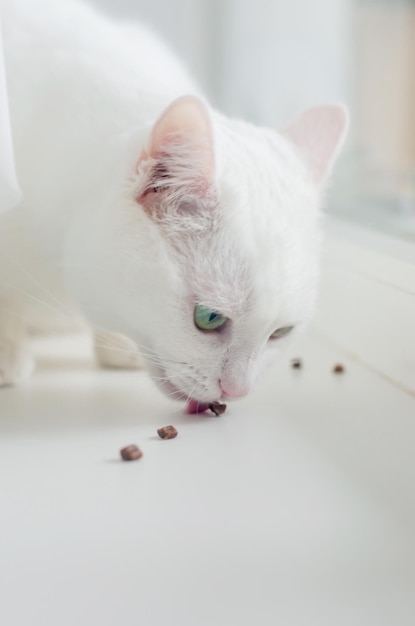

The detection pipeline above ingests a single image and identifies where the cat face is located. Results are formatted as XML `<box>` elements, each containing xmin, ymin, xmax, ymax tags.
<box><xmin>101</xmin><ymin>97</ymin><xmax>347</xmax><ymax>407</ymax></box>
<box><xmin>143</xmin><ymin>215</ymin><xmax>320</xmax><ymax>406</ymax></box>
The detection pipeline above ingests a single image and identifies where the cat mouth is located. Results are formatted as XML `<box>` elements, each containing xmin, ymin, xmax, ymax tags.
<box><xmin>185</xmin><ymin>399</ymin><xmax>212</xmax><ymax>414</ymax></box>
<box><xmin>158</xmin><ymin>378</ymin><xmax>213</xmax><ymax>414</ymax></box>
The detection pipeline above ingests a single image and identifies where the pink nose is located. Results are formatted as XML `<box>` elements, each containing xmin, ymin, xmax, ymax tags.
<box><xmin>219</xmin><ymin>380</ymin><xmax>249</xmax><ymax>399</ymax></box>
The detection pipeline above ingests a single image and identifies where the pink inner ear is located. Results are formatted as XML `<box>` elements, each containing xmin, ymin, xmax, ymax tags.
<box><xmin>134</xmin><ymin>96</ymin><xmax>217</xmax><ymax>214</ymax></box>
<box><xmin>283</xmin><ymin>105</ymin><xmax>348</xmax><ymax>183</ymax></box>
<box><xmin>136</xmin><ymin>95</ymin><xmax>214</xmax><ymax>180</ymax></box>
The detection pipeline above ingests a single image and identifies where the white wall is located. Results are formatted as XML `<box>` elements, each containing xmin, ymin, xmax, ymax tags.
<box><xmin>89</xmin><ymin>0</ymin><xmax>352</xmax><ymax>127</ymax></box>
<box><xmin>217</xmin><ymin>0</ymin><xmax>352</xmax><ymax>125</ymax></box>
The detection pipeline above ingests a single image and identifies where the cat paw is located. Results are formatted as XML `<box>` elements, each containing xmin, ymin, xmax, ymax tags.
<box><xmin>94</xmin><ymin>331</ymin><xmax>144</xmax><ymax>370</ymax></box>
<box><xmin>0</xmin><ymin>342</ymin><xmax>34</xmax><ymax>387</ymax></box>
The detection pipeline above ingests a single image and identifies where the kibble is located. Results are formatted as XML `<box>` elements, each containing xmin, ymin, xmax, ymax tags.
<box><xmin>208</xmin><ymin>401</ymin><xmax>227</xmax><ymax>416</ymax></box>
<box><xmin>291</xmin><ymin>358</ymin><xmax>302</xmax><ymax>369</ymax></box>
<box><xmin>157</xmin><ymin>425</ymin><xmax>178</xmax><ymax>439</ymax></box>
<box><xmin>120</xmin><ymin>444</ymin><xmax>143</xmax><ymax>461</ymax></box>
<box><xmin>333</xmin><ymin>363</ymin><xmax>345</xmax><ymax>374</ymax></box>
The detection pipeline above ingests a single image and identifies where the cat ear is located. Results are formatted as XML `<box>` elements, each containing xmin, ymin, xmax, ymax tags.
<box><xmin>136</xmin><ymin>95</ymin><xmax>215</xmax><ymax>203</ymax></box>
<box><xmin>283</xmin><ymin>105</ymin><xmax>348</xmax><ymax>184</ymax></box>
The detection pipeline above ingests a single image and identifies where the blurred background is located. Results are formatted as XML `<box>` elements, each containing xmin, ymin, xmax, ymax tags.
<box><xmin>93</xmin><ymin>0</ymin><xmax>415</xmax><ymax>244</ymax></box>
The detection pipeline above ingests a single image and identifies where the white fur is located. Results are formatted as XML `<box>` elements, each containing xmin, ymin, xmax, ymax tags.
<box><xmin>0</xmin><ymin>0</ymin><xmax>347</xmax><ymax>401</ymax></box>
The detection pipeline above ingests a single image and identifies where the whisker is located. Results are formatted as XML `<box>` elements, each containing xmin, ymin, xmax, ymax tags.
<box><xmin>93</xmin><ymin>337</ymin><xmax>187</xmax><ymax>368</ymax></box>
<box><xmin>0</xmin><ymin>277</ymin><xmax>76</xmax><ymax>321</ymax></box>
<box><xmin>0</xmin><ymin>248</ymin><xmax>76</xmax><ymax>316</ymax></box>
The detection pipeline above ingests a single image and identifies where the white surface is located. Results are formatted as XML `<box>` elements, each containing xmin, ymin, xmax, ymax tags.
<box><xmin>1</xmin><ymin>327</ymin><xmax>414</xmax><ymax>626</ymax></box>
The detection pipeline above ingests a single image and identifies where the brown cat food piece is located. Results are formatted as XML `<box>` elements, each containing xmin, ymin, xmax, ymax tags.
<box><xmin>120</xmin><ymin>444</ymin><xmax>143</xmax><ymax>461</ymax></box>
<box><xmin>333</xmin><ymin>363</ymin><xmax>345</xmax><ymax>374</ymax></box>
<box><xmin>157</xmin><ymin>425</ymin><xmax>178</xmax><ymax>439</ymax></box>
<box><xmin>291</xmin><ymin>358</ymin><xmax>302</xmax><ymax>369</ymax></box>
<box><xmin>209</xmin><ymin>402</ymin><xmax>227</xmax><ymax>416</ymax></box>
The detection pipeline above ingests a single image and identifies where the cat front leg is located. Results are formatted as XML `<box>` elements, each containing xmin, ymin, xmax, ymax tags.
<box><xmin>0</xmin><ymin>305</ymin><xmax>34</xmax><ymax>386</ymax></box>
<box><xmin>94</xmin><ymin>330</ymin><xmax>144</xmax><ymax>370</ymax></box>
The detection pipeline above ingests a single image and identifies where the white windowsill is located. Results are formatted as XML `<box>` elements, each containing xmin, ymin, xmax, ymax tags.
<box><xmin>312</xmin><ymin>216</ymin><xmax>415</xmax><ymax>397</ymax></box>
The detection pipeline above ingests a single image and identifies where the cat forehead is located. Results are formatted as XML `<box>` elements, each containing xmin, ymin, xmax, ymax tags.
<box><xmin>216</xmin><ymin>128</ymin><xmax>320</xmax><ymax>264</ymax></box>
<box><xmin>216</xmin><ymin>117</ymin><xmax>309</xmax><ymax>183</ymax></box>
<box><xmin>183</xmin><ymin>229</ymin><xmax>254</xmax><ymax>316</ymax></box>
<box><xmin>216</xmin><ymin>120</ymin><xmax>319</xmax><ymax>230</ymax></box>
<box><xmin>181</xmin><ymin>206</ymin><xmax>320</xmax><ymax>325</ymax></box>
<box><xmin>154</xmin><ymin>118</ymin><xmax>320</xmax><ymax>321</ymax></box>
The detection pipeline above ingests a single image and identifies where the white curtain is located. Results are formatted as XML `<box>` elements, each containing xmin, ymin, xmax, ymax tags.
<box><xmin>0</xmin><ymin>15</ymin><xmax>21</xmax><ymax>213</ymax></box>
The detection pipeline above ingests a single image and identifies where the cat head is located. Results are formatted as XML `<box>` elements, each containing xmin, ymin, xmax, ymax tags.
<box><xmin>112</xmin><ymin>96</ymin><xmax>348</xmax><ymax>407</ymax></box>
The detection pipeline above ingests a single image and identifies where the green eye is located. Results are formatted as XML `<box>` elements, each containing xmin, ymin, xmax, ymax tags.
<box><xmin>194</xmin><ymin>304</ymin><xmax>228</xmax><ymax>331</ymax></box>
<box><xmin>269</xmin><ymin>325</ymin><xmax>294</xmax><ymax>340</ymax></box>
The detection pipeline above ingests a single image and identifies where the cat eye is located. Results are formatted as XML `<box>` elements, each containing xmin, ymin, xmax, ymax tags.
<box><xmin>269</xmin><ymin>325</ymin><xmax>294</xmax><ymax>340</ymax></box>
<box><xmin>194</xmin><ymin>304</ymin><xmax>228</xmax><ymax>331</ymax></box>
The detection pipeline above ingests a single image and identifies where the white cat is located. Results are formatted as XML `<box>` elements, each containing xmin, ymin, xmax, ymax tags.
<box><xmin>0</xmin><ymin>0</ymin><xmax>347</xmax><ymax>412</ymax></box>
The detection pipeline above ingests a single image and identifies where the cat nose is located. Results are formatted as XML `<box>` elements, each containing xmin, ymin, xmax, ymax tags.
<box><xmin>219</xmin><ymin>380</ymin><xmax>249</xmax><ymax>399</ymax></box>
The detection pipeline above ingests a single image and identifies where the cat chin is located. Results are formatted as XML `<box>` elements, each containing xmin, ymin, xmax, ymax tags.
<box><xmin>148</xmin><ymin>362</ymin><xmax>219</xmax><ymax>408</ymax></box>
<box><xmin>152</xmin><ymin>374</ymin><xmax>188</xmax><ymax>402</ymax></box>
<box><xmin>147</xmin><ymin>361</ymin><xmax>197</xmax><ymax>402</ymax></box>
<box><xmin>154</xmin><ymin>377</ymin><xmax>215</xmax><ymax>414</ymax></box>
